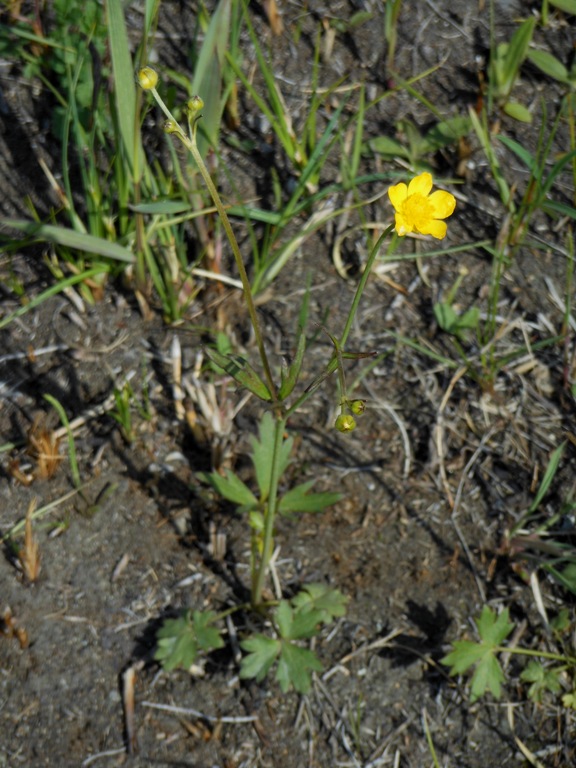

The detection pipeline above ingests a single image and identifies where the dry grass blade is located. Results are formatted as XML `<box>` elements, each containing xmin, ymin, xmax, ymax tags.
<box><xmin>27</xmin><ymin>416</ymin><xmax>63</xmax><ymax>480</ymax></box>
<box><xmin>122</xmin><ymin>661</ymin><xmax>144</xmax><ymax>754</ymax></box>
<box><xmin>18</xmin><ymin>498</ymin><xmax>41</xmax><ymax>583</ymax></box>
<box><xmin>0</xmin><ymin>606</ymin><xmax>29</xmax><ymax>649</ymax></box>
<box><xmin>262</xmin><ymin>0</ymin><xmax>283</xmax><ymax>35</ymax></box>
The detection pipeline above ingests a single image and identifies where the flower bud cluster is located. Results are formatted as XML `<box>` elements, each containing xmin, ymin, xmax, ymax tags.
<box><xmin>334</xmin><ymin>399</ymin><xmax>367</xmax><ymax>433</ymax></box>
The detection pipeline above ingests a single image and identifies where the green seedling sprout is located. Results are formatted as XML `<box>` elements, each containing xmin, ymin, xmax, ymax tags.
<box><xmin>487</xmin><ymin>7</ymin><xmax>536</xmax><ymax>122</ymax></box>
<box><xmin>111</xmin><ymin>383</ymin><xmax>135</xmax><ymax>445</ymax></box>
<box><xmin>384</xmin><ymin>0</ymin><xmax>403</xmax><ymax>75</ymax></box>
<box><xmin>44</xmin><ymin>394</ymin><xmax>81</xmax><ymax>490</ymax></box>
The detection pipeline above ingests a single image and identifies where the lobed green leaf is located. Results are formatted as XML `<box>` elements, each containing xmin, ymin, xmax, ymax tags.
<box><xmin>276</xmin><ymin>641</ymin><xmax>323</xmax><ymax>694</ymax></box>
<box><xmin>240</xmin><ymin>635</ymin><xmax>280</xmax><ymax>682</ymax></box>
<box><xmin>278</xmin><ymin>481</ymin><xmax>343</xmax><ymax>515</ymax></box>
<box><xmin>441</xmin><ymin>640</ymin><xmax>487</xmax><ymax>674</ymax></box>
<box><xmin>291</xmin><ymin>584</ymin><xmax>349</xmax><ymax>624</ymax></box>
<box><xmin>249</xmin><ymin>412</ymin><xmax>293</xmax><ymax>500</ymax></box>
<box><xmin>276</xmin><ymin>599</ymin><xmax>320</xmax><ymax>641</ymax></box>
<box><xmin>197</xmin><ymin>468</ymin><xmax>258</xmax><ymax>508</ymax></box>
<box><xmin>520</xmin><ymin>660</ymin><xmax>562</xmax><ymax>702</ymax></box>
<box><xmin>154</xmin><ymin>610</ymin><xmax>224</xmax><ymax>672</ymax></box>
<box><xmin>469</xmin><ymin>651</ymin><xmax>505</xmax><ymax>702</ymax></box>
<box><xmin>476</xmin><ymin>606</ymin><xmax>514</xmax><ymax>646</ymax></box>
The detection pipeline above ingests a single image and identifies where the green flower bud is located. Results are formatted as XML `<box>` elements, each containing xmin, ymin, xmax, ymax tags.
<box><xmin>186</xmin><ymin>95</ymin><xmax>204</xmax><ymax>115</ymax></box>
<box><xmin>335</xmin><ymin>413</ymin><xmax>356</xmax><ymax>433</ymax></box>
<box><xmin>164</xmin><ymin>120</ymin><xmax>181</xmax><ymax>135</ymax></box>
<box><xmin>348</xmin><ymin>399</ymin><xmax>366</xmax><ymax>415</ymax></box>
<box><xmin>137</xmin><ymin>67</ymin><xmax>158</xmax><ymax>91</ymax></box>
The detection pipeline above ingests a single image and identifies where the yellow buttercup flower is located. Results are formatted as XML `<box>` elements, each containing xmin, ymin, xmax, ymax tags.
<box><xmin>388</xmin><ymin>172</ymin><xmax>456</xmax><ymax>240</ymax></box>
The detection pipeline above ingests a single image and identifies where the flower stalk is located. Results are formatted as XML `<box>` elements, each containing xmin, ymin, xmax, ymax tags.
<box><xmin>139</xmin><ymin>72</ymin><xmax>279</xmax><ymax>410</ymax></box>
<box><xmin>251</xmin><ymin>415</ymin><xmax>286</xmax><ymax>606</ymax></box>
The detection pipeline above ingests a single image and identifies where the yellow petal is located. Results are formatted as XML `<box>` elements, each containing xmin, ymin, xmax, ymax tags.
<box><xmin>428</xmin><ymin>190</ymin><xmax>456</xmax><ymax>219</ymax></box>
<box><xmin>394</xmin><ymin>212</ymin><xmax>412</xmax><ymax>236</ymax></box>
<box><xmin>407</xmin><ymin>172</ymin><xmax>433</xmax><ymax>198</ymax></box>
<box><xmin>388</xmin><ymin>182</ymin><xmax>408</xmax><ymax>212</ymax></box>
<box><xmin>418</xmin><ymin>218</ymin><xmax>447</xmax><ymax>239</ymax></box>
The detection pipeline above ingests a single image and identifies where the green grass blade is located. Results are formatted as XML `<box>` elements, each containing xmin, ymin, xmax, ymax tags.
<box><xmin>43</xmin><ymin>394</ymin><xmax>81</xmax><ymax>489</ymax></box>
<box><xmin>501</xmin><ymin>17</ymin><xmax>535</xmax><ymax>97</ymax></box>
<box><xmin>145</xmin><ymin>0</ymin><xmax>161</xmax><ymax>34</ymax></box>
<box><xmin>0</xmin><ymin>265</ymin><xmax>112</xmax><ymax>330</ymax></box>
<box><xmin>349</xmin><ymin>82</ymin><xmax>365</xmax><ymax>184</ymax></box>
<box><xmin>542</xmin><ymin>149</ymin><xmax>576</xmax><ymax>196</ymax></box>
<box><xmin>105</xmin><ymin>0</ymin><xmax>143</xmax><ymax>177</ymax></box>
<box><xmin>549</xmin><ymin>0</ymin><xmax>576</xmax><ymax>13</ymax></box>
<box><xmin>1</xmin><ymin>220</ymin><xmax>134</xmax><ymax>262</ymax></box>
<box><xmin>528</xmin><ymin>442</ymin><xmax>566</xmax><ymax>513</ymax></box>
<box><xmin>192</xmin><ymin>0</ymin><xmax>232</xmax><ymax>155</ymax></box>
<box><xmin>497</xmin><ymin>135</ymin><xmax>538</xmax><ymax>176</ymax></box>
<box><xmin>280</xmin><ymin>94</ymin><xmax>350</xmax><ymax>223</ymax></box>
<box><xmin>543</xmin><ymin>200</ymin><xmax>576</xmax><ymax>221</ymax></box>
<box><xmin>469</xmin><ymin>106</ymin><xmax>512</xmax><ymax>209</ymax></box>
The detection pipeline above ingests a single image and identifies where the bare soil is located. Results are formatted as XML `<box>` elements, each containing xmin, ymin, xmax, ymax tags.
<box><xmin>1</xmin><ymin>2</ymin><xmax>576</xmax><ymax>767</ymax></box>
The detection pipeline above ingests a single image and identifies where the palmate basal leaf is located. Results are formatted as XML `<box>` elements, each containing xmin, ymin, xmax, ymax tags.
<box><xmin>276</xmin><ymin>641</ymin><xmax>322</xmax><ymax>694</ymax></box>
<box><xmin>276</xmin><ymin>599</ymin><xmax>319</xmax><ymax>641</ymax></box>
<box><xmin>469</xmin><ymin>650</ymin><xmax>506</xmax><ymax>702</ymax></box>
<box><xmin>291</xmin><ymin>583</ymin><xmax>349</xmax><ymax>624</ymax></box>
<box><xmin>476</xmin><ymin>605</ymin><xmax>514</xmax><ymax>646</ymax></box>
<box><xmin>154</xmin><ymin>610</ymin><xmax>224</xmax><ymax>671</ymax></box>
<box><xmin>441</xmin><ymin>606</ymin><xmax>514</xmax><ymax>702</ymax></box>
<box><xmin>520</xmin><ymin>660</ymin><xmax>562</xmax><ymax>703</ymax></box>
<box><xmin>239</xmin><ymin>634</ymin><xmax>280</xmax><ymax>682</ymax></box>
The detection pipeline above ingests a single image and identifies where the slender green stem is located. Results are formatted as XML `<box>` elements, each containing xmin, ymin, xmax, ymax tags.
<box><xmin>285</xmin><ymin>226</ymin><xmax>393</xmax><ymax>419</ymax></box>
<box><xmin>339</xmin><ymin>226</ymin><xmax>393</xmax><ymax>348</ymax></box>
<box><xmin>150</xmin><ymin>88</ymin><xmax>278</xmax><ymax>406</ymax></box>
<box><xmin>285</xmin><ymin>357</ymin><xmax>339</xmax><ymax>419</ymax></box>
<box><xmin>335</xmin><ymin>338</ymin><xmax>348</xmax><ymax>406</ymax></box>
<box><xmin>252</xmin><ymin>415</ymin><xmax>287</xmax><ymax>607</ymax></box>
<box><xmin>496</xmin><ymin>645</ymin><xmax>576</xmax><ymax>665</ymax></box>
<box><xmin>423</xmin><ymin>710</ymin><xmax>441</xmax><ymax>768</ymax></box>
<box><xmin>484</xmin><ymin>243</ymin><xmax>507</xmax><ymax>378</ymax></box>
<box><xmin>212</xmin><ymin>598</ymin><xmax>279</xmax><ymax>624</ymax></box>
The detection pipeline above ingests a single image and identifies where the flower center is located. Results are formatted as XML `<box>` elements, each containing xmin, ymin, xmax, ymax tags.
<box><xmin>401</xmin><ymin>193</ymin><xmax>433</xmax><ymax>229</ymax></box>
